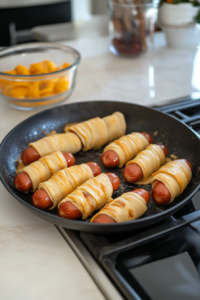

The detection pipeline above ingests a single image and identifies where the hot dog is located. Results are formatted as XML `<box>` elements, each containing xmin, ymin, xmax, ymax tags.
<box><xmin>132</xmin><ymin>188</ymin><xmax>150</xmax><ymax>204</ymax></box>
<box><xmin>84</xmin><ymin>162</ymin><xmax>101</xmax><ymax>177</ymax></box>
<box><xmin>104</xmin><ymin>173</ymin><xmax>120</xmax><ymax>191</ymax></box>
<box><xmin>58</xmin><ymin>173</ymin><xmax>120</xmax><ymax>219</ymax></box>
<box><xmin>91</xmin><ymin>189</ymin><xmax>150</xmax><ymax>224</ymax></box>
<box><xmin>21</xmin><ymin>146</ymin><xmax>41</xmax><ymax>165</ymax></box>
<box><xmin>32</xmin><ymin>162</ymin><xmax>101</xmax><ymax>209</ymax></box>
<box><xmin>14</xmin><ymin>152</ymin><xmax>75</xmax><ymax>192</ymax></box>
<box><xmin>101</xmin><ymin>132</ymin><xmax>153</xmax><ymax>168</ymax></box>
<box><xmin>123</xmin><ymin>144</ymin><xmax>168</xmax><ymax>183</ymax></box>
<box><xmin>152</xmin><ymin>159</ymin><xmax>192</xmax><ymax>205</ymax></box>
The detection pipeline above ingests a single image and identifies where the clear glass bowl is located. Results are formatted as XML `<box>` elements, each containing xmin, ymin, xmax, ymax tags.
<box><xmin>108</xmin><ymin>0</ymin><xmax>158</xmax><ymax>57</ymax></box>
<box><xmin>0</xmin><ymin>43</ymin><xmax>81</xmax><ymax>110</ymax></box>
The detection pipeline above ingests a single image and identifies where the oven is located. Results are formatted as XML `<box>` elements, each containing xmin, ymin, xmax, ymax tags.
<box><xmin>0</xmin><ymin>0</ymin><xmax>71</xmax><ymax>46</ymax></box>
<box><xmin>56</xmin><ymin>95</ymin><xmax>200</xmax><ymax>300</ymax></box>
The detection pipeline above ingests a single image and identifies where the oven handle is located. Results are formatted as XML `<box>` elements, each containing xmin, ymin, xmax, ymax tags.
<box><xmin>100</xmin><ymin>211</ymin><xmax>200</xmax><ymax>261</ymax></box>
<box><xmin>188</xmin><ymin>219</ymin><xmax>200</xmax><ymax>279</ymax></box>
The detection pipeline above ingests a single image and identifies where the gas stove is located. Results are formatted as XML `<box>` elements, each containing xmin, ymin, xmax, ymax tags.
<box><xmin>57</xmin><ymin>95</ymin><xmax>200</xmax><ymax>300</ymax></box>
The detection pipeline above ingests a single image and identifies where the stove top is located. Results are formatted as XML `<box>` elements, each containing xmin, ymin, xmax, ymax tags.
<box><xmin>57</xmin><ymin>95</ymin><xmax>200</xmax><ymax>300</ymax></box>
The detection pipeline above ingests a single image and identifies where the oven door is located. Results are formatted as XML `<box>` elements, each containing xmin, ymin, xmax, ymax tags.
<box><xmin>0</xmin><ymin>0</ymin><xmax>71</xmax><ymax>46</ymax></box>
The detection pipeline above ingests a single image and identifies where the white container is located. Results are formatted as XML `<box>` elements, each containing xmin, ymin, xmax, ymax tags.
<box><xmin>159</xmin><ymin>3</ymin><xmax>199</xmax><ymax>26</ymax></box>
<box><xmin>162</xmin><ymin>23</ymin><xmax>200</xmax><ymax>48</ymax></box>
<box><xmin>159</xmin><ymin>3</ymin><xmax>200</xmax><ymax>48</ymax></box>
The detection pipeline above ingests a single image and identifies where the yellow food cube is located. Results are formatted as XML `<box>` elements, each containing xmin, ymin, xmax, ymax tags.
<box><xmin>27</xmin><ymin>82</ymin><xmax>40</xmax><ymax>98</ymax></box>
<box><xmin>15</xmin><ymin>65</ymin><xmax>30</xmax><ymax>75</ymax></box>
<box><xmin>30</xmin><ymin>61</ymin><xmax>46</xmax><ymax>74</ymax></box>
<box><xmin>30</xmin><ymin>60</ymin><xmax>57</xmax><ymax>74</ymax></box>
<box><xmin>0</xmin><ymin>70</ymin><xmax>16</xmax><ymax>91</ymax></box>
<box><xmin>54</xmin><ymin>77</ymin><xmax>69</xmax><ymax>94</ymax></box>
<box><xmin>62</xmin><ymin>62</ymin><xmax>70</xmax><ymax>69</ymax></box>
<box><xmin>9</xmin><ymin>86</ymin><xmax>28</xmax><ymax>99</ymax></box>
<box><xmin>39</xmin><ymin>80</ymin><xmax>54</xmax><ymax>96</ymax></box>
<box><xmin>2</xmin><ymin>81</ymin><xmax>29</xmax><ymax>95</ymax></box>
<box><xmin>44</xmin><ymin>60</ymin><xmax>57</xmax><ymax>73</ymax></box>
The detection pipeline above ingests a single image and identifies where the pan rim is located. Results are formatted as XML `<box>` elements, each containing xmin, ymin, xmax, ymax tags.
<box><xmin>0</xmin><ymin>100</ymin><xmax>200</xmax><ymax>231</ymax></box>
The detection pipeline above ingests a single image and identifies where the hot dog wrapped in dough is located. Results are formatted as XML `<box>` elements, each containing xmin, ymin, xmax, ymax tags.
<box><xmin>102</xmin><ymin>112</ymin><xmax>126</xmax><ymax>142</ymax></box>
<box><xmin>124</xmin><ymin>144</ymin><xmax>167</xmax><ymax>184</ymax></box>
<box><xmin>35</xmin><ymin>164</ymin><xmax>94</xmax><ymax>209</ymax></box>
<box><xmin>21</xmin><ymin>112</ymin><xmax>126</xmax><ymax>165</ymax></box>
<box><xmin>21</xmin><ymin>132</ymin><xmax>81</xmax><ymax>165</ymax></box>
<box><xmin>102</xmin><ymin>132</ymin><xmax>150</xmax><ymax>168</ymax></box>
<box><xmin>67</xmin><ymin>112</ymin><xmax>126</xmax><ymax>151</ymax></box>
<box><xmin>29</xmin><ymin>132</ymin><xmax>82</xmax><ymax>158</ymax></box>
<box><xmin>151</xmin><ymin>159</ymin><xmax>192</xmax><ymax>205</ymax></box>
<box><xmin>58</xmin><ymin>173</ymin><xmax>116</xmax><ymax>219</ymax></box>
<box><xmin>16</xmin><ymin>151</ymin><xmax>70</xmax><ymax>192</ymax></box>
<box><xmin>91</xmin><ymin>189</ymin><xmax>149</xmax><ymax>223</ymax></box>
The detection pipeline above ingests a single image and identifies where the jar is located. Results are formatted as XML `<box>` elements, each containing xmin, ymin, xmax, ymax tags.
<box><xmin>108</xmin><ymin>0</ymin><xmax>158</xmax><ymax>56</ymax></box>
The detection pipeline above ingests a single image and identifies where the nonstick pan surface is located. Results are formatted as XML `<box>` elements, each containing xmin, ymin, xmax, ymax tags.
<box><xmin>0</xmin><ymin>101</ymin><xmax>200</xmax><ymax>234</ymax></box>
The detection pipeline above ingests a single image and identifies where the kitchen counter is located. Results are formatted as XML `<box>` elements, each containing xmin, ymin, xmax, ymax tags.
<box><xmin>0</xmin><ymin>33</ymin><xmax>199</xmax><ymax>300</ymax></box>
<box><xmin>66</xmin><ymin>33</ymin><xmax>199</xmax><ymax>107</ymax></box>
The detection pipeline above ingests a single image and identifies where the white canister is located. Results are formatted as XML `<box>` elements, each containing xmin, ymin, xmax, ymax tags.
<box><xmin>162</xmin><ymin>23</ymin><xmax>200</xmax><ymax>48</ymax></box>
<box><xmin>159</xmin><ymin>3</ymin><xmax>200</xmax><ymax>48</ymax></box>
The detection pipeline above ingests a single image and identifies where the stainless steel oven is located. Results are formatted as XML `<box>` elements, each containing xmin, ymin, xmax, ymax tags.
<box><xmin>0</xmin><ymin>0</ymin><xmax>71</xmax><ymax>46</ymax></box>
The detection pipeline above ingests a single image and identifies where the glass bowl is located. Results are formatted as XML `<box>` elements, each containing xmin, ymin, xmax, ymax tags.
<box><xmin>0</xmin><ymin>43</ymin><xmax>81</xmax><ymax>110</ymax></box>
<box><xmin>108</xmin><ymin>0</ymin><xmax>158</xmax><ymax>57</ymax></box>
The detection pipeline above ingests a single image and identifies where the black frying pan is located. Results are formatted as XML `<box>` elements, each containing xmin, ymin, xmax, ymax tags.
<box><xmin>0</xmin><ymin>101</ymin><xmax>200</xmax><ymax>234</ymax></box>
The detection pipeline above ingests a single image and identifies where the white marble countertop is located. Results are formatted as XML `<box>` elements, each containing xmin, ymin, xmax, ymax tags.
<box><xmin>0</xmin><ymin>33</ymin><xmax>200</xmax><ymax>300</ymax></box>
<box><xmin>64</xmin><ymin>33</ymin><xmax>200</xmax><ymax>107</ymax></box>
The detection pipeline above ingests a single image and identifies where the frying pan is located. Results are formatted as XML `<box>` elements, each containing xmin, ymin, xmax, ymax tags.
<box><xmin>0</xmin><ymin>101</ymin><xmax>200</xmax><ymax>234</ymax></box>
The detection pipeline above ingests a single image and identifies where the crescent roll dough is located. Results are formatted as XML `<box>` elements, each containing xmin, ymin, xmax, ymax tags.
<box><xmin>20</xmin><ymin>151</ymin><xmax>67</xmax><ymax>192</ymax></box>
<box><xmin>68</xmin><ymin>117</ymin><xmax>108</xmax><ymax>151</ymax></box>
<box><xmin>126</xmin><ymin>144</ymin><xmax>166</xmax><ymax>184</ymax></box>
<box><xmin>58</xmin><ymin>173</ymin><xmax>113</xmax><ymax>219</ymax></box>
<box><xmin>29</xmin><ymin>132</ymin><xmax>82</xmax><ymax>157</ymax></box>
<box><xmin>68</xmin><ymin>112</ymin><xmax>126</xmax><ymax>151</ymax></box>
<box><xmin>151</xmin><ymin>160</ymin><xmax>192</xmax><ymax>204</ymax></box>
<box><xmin>103</xmin><ymin>133</ymin><xmax>149</xmax><ymax>168</ymax></box>
<box><xmin>29</xmin><ymin>112</ymin><xmax>126</xmax><ymax>157</ymax></box>
<box><xmin>91</xmin><ymin>191</ymin><xmax>147</xmax><ymax>223</ymax></box>
<box><xmin>102</xmin><ymin>112</ymin><xmax>126</xmax><ymax>142</ymax></box>
<box><xmin>39</xmin><ymin>164</ymin><xmax>93</xmax><ymax>209</ymax></box>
